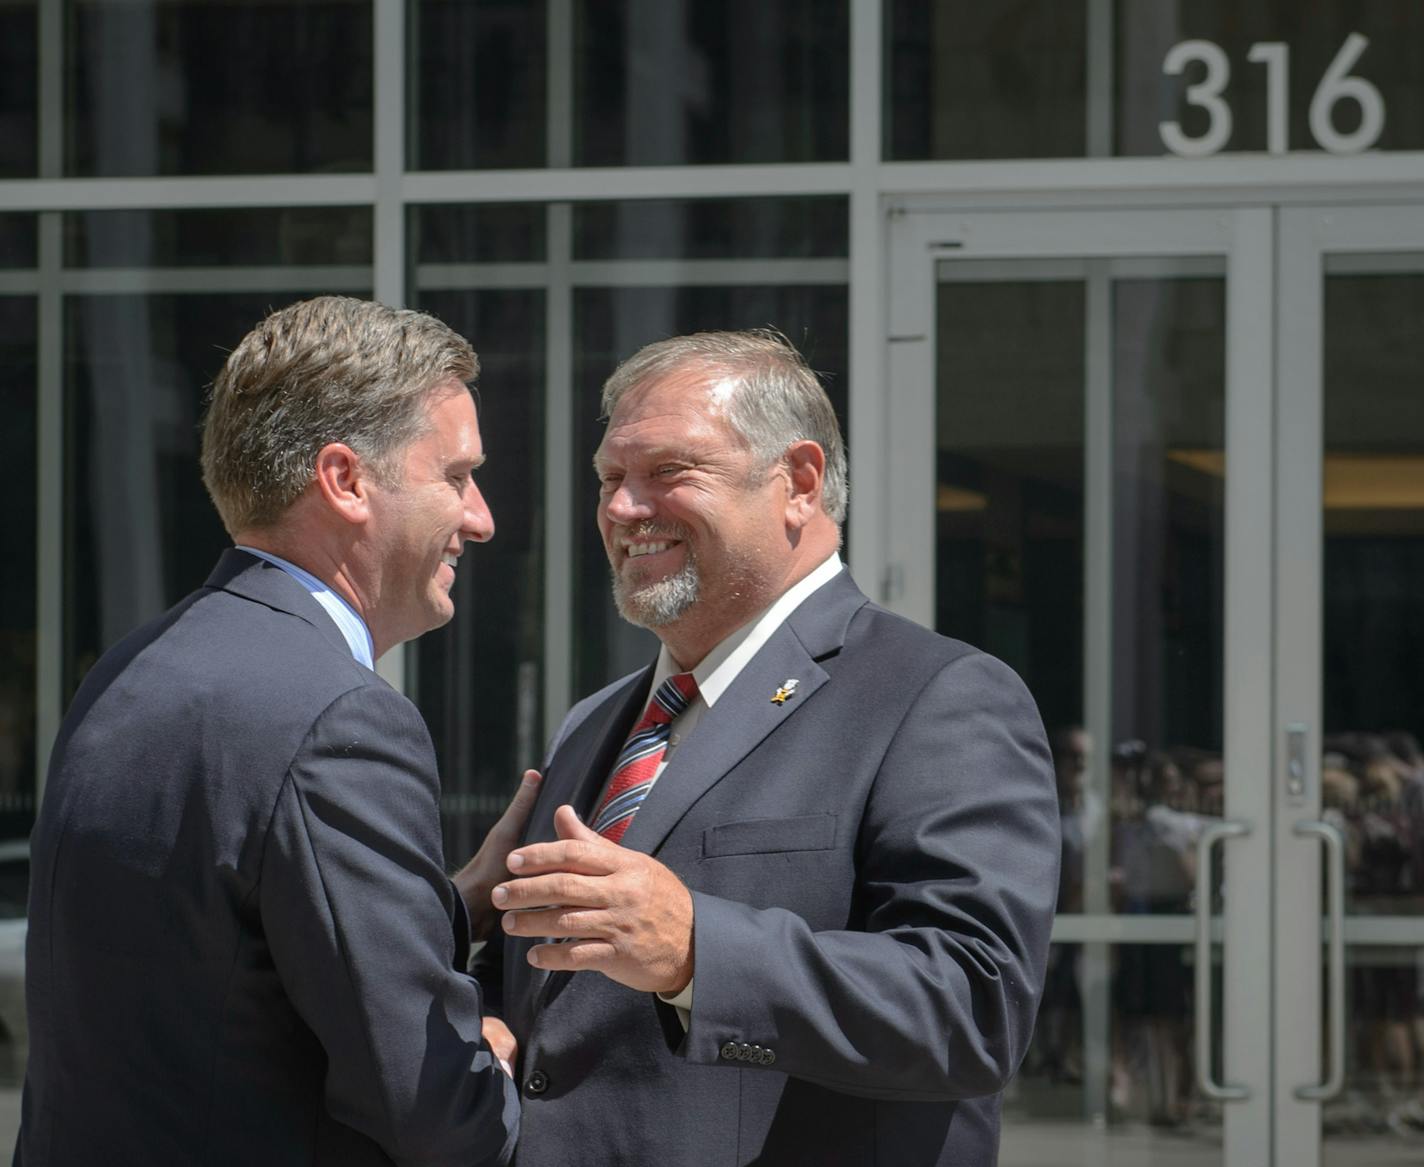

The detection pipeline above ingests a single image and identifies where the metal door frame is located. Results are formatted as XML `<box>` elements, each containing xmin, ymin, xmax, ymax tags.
<box><xmin>884</xmin><ymin>204</ymin><xmax>1275</xmax><ymax>1165</ymax></box>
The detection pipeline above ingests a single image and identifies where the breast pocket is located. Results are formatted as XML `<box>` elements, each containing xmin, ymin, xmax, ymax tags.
<box><xmin>702</xmin><ymin>813</ymin><xmax>838</xmax><ymax>858</ymax></box>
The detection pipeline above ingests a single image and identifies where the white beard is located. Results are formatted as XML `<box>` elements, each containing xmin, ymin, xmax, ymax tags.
<box><xmin>612</xmin><ymin>559</ymin><xmax>700</xmax><ymax>628</ymax></box>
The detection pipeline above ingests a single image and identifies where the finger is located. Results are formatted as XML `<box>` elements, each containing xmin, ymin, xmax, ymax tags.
<box><xmin>526</xmin><ymin>938</ymin><xmax>616</xmax><ymax>972</ymax></box>
<box><xmin>493</xmin><ymin>872</ymin><xmax>609</xmax><ymax>911</ymax></box>
<box><xmin>481</xmin><ymin>1015</ymin><xmax>519</xmax><ymax>1065</ymax></box>
<box><xmin>552</xmin><ymin>803</ymin><xmax>605</xmax><ymax>845</ymax></box>
<box><xmin>507</xmin><ymin>832</ymin><xmax>621</xmax><ymax>878</ymax></box>
<box><xmin>501</xmin><ymin>905</ymin><xmax>608</xmax><ymax>938</ymax></box>
<box><xmin>491</xmin><ymin>770</ymin><xmax>542</xmax><ymax>840</ymax></box>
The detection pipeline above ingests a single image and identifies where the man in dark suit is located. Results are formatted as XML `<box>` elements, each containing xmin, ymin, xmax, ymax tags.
<box><xmin>488</xmin><ymin>330</ymin><xmax>1061</xmax><ymax>1165</ymax></box>
<box><xmin>18</xmin><ymin>297</ymin><xmax>531</xmax><ymax>1166</ymax></box>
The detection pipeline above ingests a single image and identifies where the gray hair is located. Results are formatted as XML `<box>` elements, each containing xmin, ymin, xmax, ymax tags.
<box><xmin>600</xmin><ymin>329</ymin><xmax>847</xmax><ymax>523</ymax></box>
<box><xmin>201</xmin><ymin>296</ymin><xmax>478</xmax><ymax>533</ymax></box>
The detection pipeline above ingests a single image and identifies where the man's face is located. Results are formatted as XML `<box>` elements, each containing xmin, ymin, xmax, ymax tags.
<box><xmin>364</xmin><ymin>384</ymin><xmax>493</xmax><ymax>651</ymax></box>
<box><xmin>594</xmin><ymin>368</ymin><xmax>792</xmax><ymax>646</ymax></box>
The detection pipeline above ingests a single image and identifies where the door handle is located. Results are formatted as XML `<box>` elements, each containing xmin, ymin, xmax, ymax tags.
<box><xmin>1293</xmin><ymin>819</ymin><xmax>1347</xmax><ymax>1101</ymax></box>
<box><xmin>1194</xmin><ymin>819</ymin><xmax>1251</xmax><ymax>1101</ymax></box>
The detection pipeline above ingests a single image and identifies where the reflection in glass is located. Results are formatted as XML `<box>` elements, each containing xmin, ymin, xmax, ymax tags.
<box><xmin>1321</xmin><ymin>948</ymin><xmax>1424</xmax><ymax>1154</ymax></box>
<box><xmin>411</xmin><ymin>0</ymin><xmax>547</xmax><ymax>170</ymax></box>
<box><xmin>573</xmin><ymin>285</ymin><xmax>848</xmax><ymax>695</ymax></box>
<box><xmin>0</xmin><ymin>299</ymin><xmax>37</xmax><ymax>838</ymax></box>
<box><xmin>885</xmin><ymin>0</ymin><xmax>1086</xmax><ymax>161</ymax></box>
<box><xmin>573</xmin><ymin>0</ymin><xmax>848</xmax><ymax>166</ymax></box>
<box><xmin>0</xmin><ymin>216</ymin><xmax>37</xmax><ymax>271</ymax></box>
<box><xmin>1322</xmin><ymin>269</ymin><xmax>1424</xmax><ymax>920</ymax></box>
<box><xmin>0</xmin><ymin>1</ymin><xmax>37</xmax><ymax>177</ymax></box>
<box><xmin>411</xmin><ymin>204</ymin><xmax>547</xmax><ymax>265</ymax></box>
<box><xmin>0</xmin><ymin>299</ymin><xmax>36</xmax><ymax>1099</ymax></box>
<box><xmin>64</xmin><ymin>291</ymin><xmax>366</xmax><ymax>698</ymax></box>
<box><xmin>1320</xmin><ymin>264</ymin><xmax>1424</xmax><ymax>1159</ymax></box>
<box><xmin>411</xmin><ymin>289</ymin><xmax>546</xmax><ymax>863</ymax></box>
<box><xmin>573</xmin><ymin>197</ymin><xmax>848</xmax><ymax>261</ymax></box>
<box><xmin>66</xmin><ymin>0</ymin><xmax>372</xmax><ymax>176</ymax></box>
<box><xmin>64</xmin><ymin>209</ymin><xmax>372</xmax><ymax>269</ymax></box>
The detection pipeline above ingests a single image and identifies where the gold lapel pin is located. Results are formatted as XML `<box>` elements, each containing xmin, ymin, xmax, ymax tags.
<box><xmin>771</xmin><ymin>678</ymin><xmax>800</xmax><ymax>705</ymax></box>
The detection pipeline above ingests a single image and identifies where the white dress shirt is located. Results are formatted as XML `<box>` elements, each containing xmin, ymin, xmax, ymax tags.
<box><xmin>636</xmin><ymin>552</ymin><xmax>844</xmax><ymax>1016</ymax></box>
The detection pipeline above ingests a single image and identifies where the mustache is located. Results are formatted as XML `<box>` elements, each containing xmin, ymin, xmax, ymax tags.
<box><xmin>618</xmin><ymin>521</ymin><xmax>693</xmax><ymax>543</ymax></box>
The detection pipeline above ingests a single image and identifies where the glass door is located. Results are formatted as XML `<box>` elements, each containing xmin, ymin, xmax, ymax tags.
<box><xmin>1276</xmin><ymin>206</ymin><xmax>1424</xmax><ymax>1167</ymax></box>
<box><xmin>883</xmin><ymin>206</ymin><xmax>1275</xmax><ymax>1165</ymax></box>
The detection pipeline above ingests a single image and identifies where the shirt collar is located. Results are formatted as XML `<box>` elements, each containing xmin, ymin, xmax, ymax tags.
<box><xmin>650</xmin><ymin>553</ymin><xmax>843</xmax><ymax>708</ymax></box>
<box><xmin>235</xmin><ymin>546</ymin><xmax>376</xmax><ymax>669</ymax></box>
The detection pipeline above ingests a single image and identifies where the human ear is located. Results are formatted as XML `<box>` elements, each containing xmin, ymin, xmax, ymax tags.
<box><xmin>782</xmin><ymin>440</ymin><xmax>825</xmax><ymax>529</ymax></box>
<box><xmin>312</xmin><ymin>443</ymin><xmax>371</xmax><ymax>526</ymax></box>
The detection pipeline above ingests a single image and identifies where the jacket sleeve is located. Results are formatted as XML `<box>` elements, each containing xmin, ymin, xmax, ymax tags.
<box><xmin>679</xmin><ymin>651</ymin><xmax>1060</xmax><ymax>1101</ymax></box>
<box><xmin>259</xmin><ymin>683</ymin><xmax>520</xmax><ymax>1167</ymax></box>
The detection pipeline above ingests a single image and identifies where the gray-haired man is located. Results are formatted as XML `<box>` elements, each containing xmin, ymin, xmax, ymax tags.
<box><xmin>486</xmin><ymin>330</ymin><xmax>1060</xmax><ymax>1165</ymax></box>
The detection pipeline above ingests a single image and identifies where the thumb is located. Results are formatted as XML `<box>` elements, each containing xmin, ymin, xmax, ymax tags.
<box><xmin>494</xmin><ymin>769</ymin><xmax>542</xmax><ymax>833</ymax></box>
<box><xmin>553</xmin><ymin>803</ymin><xmax>605</xmax><ymax>845</ymax></box>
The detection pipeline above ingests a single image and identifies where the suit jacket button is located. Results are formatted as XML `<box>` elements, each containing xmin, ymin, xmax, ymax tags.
<box><xmin>760</xmin><ymin>1049</ymin><xmax>776</xmax><ymax>1066</ymax></box>
<box><xmin>526</xmin><ymin>1069</ymin><xmax>549</xmax><ymax>1096</ymax></box>
<box><xmin>719</xmin><ymin>1041</ymin><xmax>739</xmax><ymax>1061</ymax></box>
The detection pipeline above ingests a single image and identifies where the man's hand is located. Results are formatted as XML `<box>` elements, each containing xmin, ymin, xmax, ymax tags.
<box><xmin>493</xmin><ymin>805</ymin><xmax>694</xmax><ymax>994</ymax></box>
<box><xmin>482</xmin><ymin>1016</ymin><xmax>517</xmax><ymax>1079</ymax></box>
<box><xmin>452</xmin><ymin>769</ymin><xmax>542</xmax><ymax>939</ymax></box>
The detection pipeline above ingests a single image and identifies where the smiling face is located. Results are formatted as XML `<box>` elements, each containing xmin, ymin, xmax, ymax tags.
<box><xmin>594</xmin><ymin>367</ymin><xmax>797</xmax><ymax>663</ymax></box>
<box><xmin>362</xmin><ymin>383</ymin><xmax>494</xmax><ymax>654</ymax></box>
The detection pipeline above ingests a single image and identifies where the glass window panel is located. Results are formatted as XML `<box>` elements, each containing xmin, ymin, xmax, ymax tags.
<box><xmin>411</xmin><ymin>0</ymin><xmax>547</xmax><ymax>170</ymax></box>
<box><xmin>1117</xmin><ymin>1</ymin><xmax>1424</xmax><ymax>156</ymax></box>
<box><xmin>0</xmin><ymin>297</ymin><xmax>37</xmax><ymax>838</ymax></box>
<box><xmin>1111</xmin><ymin>277</ymin><xmax>1226</xmax><ymax>921</ymax></box>
<box><xmin>1323</xmin><ymin>946</ymin><xmax>1424</xmax><ymax>1155</ymax></box>
<box><xmin>1007</xmin><ymin>941</ymin><xmax>1223</xmax><ymax>1149</ymax></box>
<box><xmin>936</xmin><ymin>265</ymin><xmax>1225</xmax><ymax>921</ymax></box>
<box><xmin>0</xmin><ymin>1</ymin><xmax>37</xmax><ymax>177</ymax></box>
<box><xmin>573</xmin><ymin>0</ymin><xmax>849</xmax><ymax>166</ymax></box>
<box><xmin>936</xmin><ymin>278</ymin><xmax>1085</xmax><ymax>732</ymax></box>
<box><xmin>66</xmin><ymin>0</ymin><xmax>372</xmax><ymax>177</ymax></box>
<box><xmin>1321</xmin><ymin>266</ymin><xmax>1424</xmax><ymax>918</ymax></box>
<box><xmin>885</xmin><ymin>0</ymin><xmax>1087</xmax><ymax>161</ymax></box>
<box><xmin>0</xmin><ymin>297</ymin><xmax>37</xmax><ymax>1105</ymax></box>
<box><xmin>64</xmin><ymin>209</ymin><xmax>372</xmax><ymax>269</ymax></box>
<box><xmin>0</xmin><ymin>216</ymin><xmax>37</xmax><ymax>270</ymax></box>
<box><xmin>64</xmin><ymin>287</ymin><xmax>369</xmax><ymax>699</ymax></box>
<box><xmin>411</xmin><ymin>204</ymin><xmax>547</xmax><ymax>265</ymax></box>
<box><xmin>573</xmin><ymin>197</ymin><xmax>849</xmax><ymax>261</ymax></box>
<box><xmin>410</xmin><ymin>289</ymin><xmax>545</xmax><ymax>863</ymax></box>
<box><xmin>572</xmin><ymin>284</ymin><xmax>848</xmax><ymax>695</ymax></box>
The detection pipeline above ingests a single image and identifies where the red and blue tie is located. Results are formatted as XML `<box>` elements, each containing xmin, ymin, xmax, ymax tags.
<box><xmin>592</xmin><ymin>672</ymin><xmax>698</xmax><ymax>843</ymax></box>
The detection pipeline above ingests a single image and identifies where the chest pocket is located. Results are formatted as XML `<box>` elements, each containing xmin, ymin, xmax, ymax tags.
<box><xmin>702</xmin><ymin>813</ymin><xmax>838</xmax><ymax>858</ymax></box>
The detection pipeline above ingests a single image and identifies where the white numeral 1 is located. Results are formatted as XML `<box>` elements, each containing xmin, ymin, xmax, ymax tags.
<box><xmin>1247</xmin><ymin>42</ymin><xmax>1289</xmax><ymax>154</ymax></box>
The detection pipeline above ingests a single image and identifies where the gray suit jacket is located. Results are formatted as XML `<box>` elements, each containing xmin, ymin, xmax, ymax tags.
<box><xmin>494</xmin><ymin>570</ymin><xmax>1059</xmax><ymax>1166</ymax></box>
<box><xmin>16</xmin><ymin>550</ymin><xmax>518</xmax><ymax>1167</ymax></box>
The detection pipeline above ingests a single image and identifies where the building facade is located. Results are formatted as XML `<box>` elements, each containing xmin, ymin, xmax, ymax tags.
<box><xmin>3</xmin><ymin>2</ymin><xmax>1424</xmax><ymax>1163</ymax></box>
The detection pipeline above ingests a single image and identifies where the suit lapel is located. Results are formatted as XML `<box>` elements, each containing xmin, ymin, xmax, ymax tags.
<box><xmin>529</xmin><ymin>666</ymin><xmax>652</xmax><ymax>846</ymax></box>
<box><xmin>619</xmin><ymin>570</ymin><xmax>870</xmax><ymax>857</ymax></box>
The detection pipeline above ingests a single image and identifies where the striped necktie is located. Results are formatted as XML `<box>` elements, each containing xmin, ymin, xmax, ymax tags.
<box><xmin>592</xmin><ymin>672</ymin><xmax>698</xmax><ymax>843</ymax></box>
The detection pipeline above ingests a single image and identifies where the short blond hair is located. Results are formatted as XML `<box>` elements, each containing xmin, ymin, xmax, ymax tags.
<box><xmin>201</xmin><ymin>296</ymin><xmax>478</xmax><ymax>533</ymax></box>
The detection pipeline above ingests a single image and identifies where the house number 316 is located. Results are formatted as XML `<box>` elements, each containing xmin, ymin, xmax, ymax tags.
<box><xmin>1160</xmin><ymin>34</ymin><xmax>1385</xmax><ymax>156</ymax></box>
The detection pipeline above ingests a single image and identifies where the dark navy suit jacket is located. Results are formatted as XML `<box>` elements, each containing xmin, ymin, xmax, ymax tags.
<box><xmin>493</xmin><ymin>570</ymin><xmax>1060</xmax><ymax>1166</ymax></box>
<box><xmin>16</xmin><ymin>550</ymin><xmax>518</xmax><ymax>1167</ymax></box>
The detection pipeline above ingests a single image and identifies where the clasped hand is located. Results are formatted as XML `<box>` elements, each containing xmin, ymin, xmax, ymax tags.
<box><xmin>493</xmin><ymin>805</ymin><xmax>695</xmax><ymax>996</ymax></box>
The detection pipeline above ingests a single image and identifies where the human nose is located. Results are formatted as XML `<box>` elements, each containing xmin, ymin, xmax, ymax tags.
<box><xmin>601</xmin><ymin>479</ymin><xmax>654</xmax><ymax>525</ymax></box>
<box><xmin>461</xmin><ymin>481</ymin><xmax>495</xmax><ymax>543</ymax></box>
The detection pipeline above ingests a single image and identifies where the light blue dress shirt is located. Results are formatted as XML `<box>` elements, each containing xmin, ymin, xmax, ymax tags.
<box><xmin>235</xmin><ymin>546</ymin><xmax>375</xmax><ymax>669</ymax></box>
